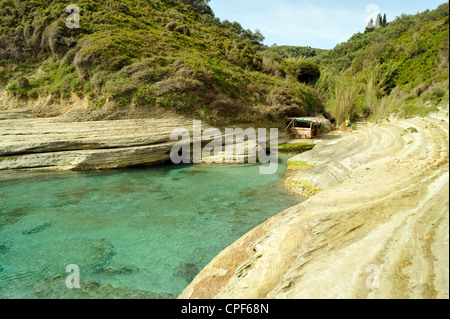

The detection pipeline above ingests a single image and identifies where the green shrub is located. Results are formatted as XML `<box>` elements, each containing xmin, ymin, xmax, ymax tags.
<box><xmin>94</xmin><ymin>97</ymin><xmax>107</xmax><ymax>109</ymax></box>
<box><xmin>401</xmin><ymin>127</ymin><xmax>418</xmax><ymax>136</ymax></box>
<box><xmin>134</xmin><ymin>89</ymin><xmax>157</xmax><ymax>106</ymax></box>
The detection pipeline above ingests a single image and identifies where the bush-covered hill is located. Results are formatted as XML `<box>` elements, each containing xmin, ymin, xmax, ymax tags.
<box><xmin>261</xmin><ymin>45</ymin><xmax>326</xmax><ymax>62</ymax></box>
<box><xmin>0</xmin><ymin>0</ymin><xmax>322</xmax><ymax>126</ymax></box>
<box><xmin>311</xmin><ymin>2</ymin><xmax>449</xmax><ymax>124</ymax></box>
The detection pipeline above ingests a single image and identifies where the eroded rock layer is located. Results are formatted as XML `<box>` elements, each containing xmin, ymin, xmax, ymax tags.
<box><xmin>0</xmin><ymin>112</ymin><xmax>193</xmax><ymax>170</ymax></box>
<box><xmin>180</xmin><ymin>107</ymin><xmax>449</xmax><ymax>299</ymax></box>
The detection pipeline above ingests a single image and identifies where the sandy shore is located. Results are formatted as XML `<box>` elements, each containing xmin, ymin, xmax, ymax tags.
<box><xmin>179</xmin><ymin>106</ymin><xmax>449</xmax><ymax>299</ymax></box>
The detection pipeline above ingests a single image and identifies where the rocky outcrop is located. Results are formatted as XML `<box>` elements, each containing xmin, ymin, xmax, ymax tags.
<box><xmin>0</xmin><ymin>112</ymin><xmax>195</xmax><ymax>170</ymax></box>
<box><xmin>0</xmin><ymin>112</ymin><xmax>288</xmax><ymax>170</ymax></box>
<box><xmin>179</xmin><ymin>106</ymin><xmax>449</xmax><ymax>299</ymax></box>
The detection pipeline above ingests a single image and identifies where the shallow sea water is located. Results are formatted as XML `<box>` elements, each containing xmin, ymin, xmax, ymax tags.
<box><xmin>0</xmin><ymin>155</ymin><xmax>301</xmax><ymax>299</ymax></box>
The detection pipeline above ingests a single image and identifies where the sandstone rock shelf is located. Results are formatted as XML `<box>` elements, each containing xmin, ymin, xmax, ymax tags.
<box><xmin>0</xmin><ymin>112</ymin><xmax>287</xmax><ymax>170</ymax></box>
<box><xmin>0</xmin><ymin>113</ymin><xmax>194</xmax><ymax>170</ymax></box>
<box><xmin>179</xmin><ymin>106</ymin><xmax>449</xmax><ymax>299</ymax></box>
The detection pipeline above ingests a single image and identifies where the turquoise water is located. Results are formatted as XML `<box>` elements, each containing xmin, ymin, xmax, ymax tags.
<box><xmin>0</xmin><ymin>156</ymin><xmax>301</xmax><ymax>299</ymax></box>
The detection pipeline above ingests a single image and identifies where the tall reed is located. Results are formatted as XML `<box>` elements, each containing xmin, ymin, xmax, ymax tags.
<box><xmin>327</xmin><ymin>82</ymin><xmax>361</xmax><ymax>126</ymax></box>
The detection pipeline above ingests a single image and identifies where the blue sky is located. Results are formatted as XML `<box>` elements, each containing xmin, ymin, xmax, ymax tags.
<box><xmin>208</xmin><ymin>0</ymin><xmax>447</xmax><ymax>49</ymax></box>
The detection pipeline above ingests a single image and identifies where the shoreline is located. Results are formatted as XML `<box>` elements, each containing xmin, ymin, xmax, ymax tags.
<box><xmin>179</xmin><ymin>106</ymin><xmax>449</xmax><ymax>299</ymax></box>
<box><xmin>0</xmin><ymin>110</ymin><xmax>291</xmax><ymax>171</ymax></box>
<box><xmin>1</xmin><ymin>107</ymin><xmax>448</xmax><ymax>299</ymax></box>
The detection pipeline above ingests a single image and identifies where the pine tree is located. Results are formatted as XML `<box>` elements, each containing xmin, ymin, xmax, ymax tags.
<box><xmin>382</xmin><ymin>14</ymin><xmax>387</xmax><ymax>27</ymax></box>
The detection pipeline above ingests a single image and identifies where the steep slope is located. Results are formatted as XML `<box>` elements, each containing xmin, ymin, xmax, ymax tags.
<box><xmin>0</xmin><ymin>0</ymin><xmax>321</xmax><ymax>125</ymax></box>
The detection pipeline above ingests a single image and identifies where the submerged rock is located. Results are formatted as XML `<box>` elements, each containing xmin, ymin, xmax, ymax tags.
<box><xmin>89</xmin><ymin>239</ymin><xmax>117</xmax><ymax>273</ymax></box>
<box><xmin>175</xmin><ymin>262</ymin><xmax>201</xmax><ymax>284</ymax></box>
<box><xmin>29</xmin><ymin>275</ymin><xmax>176</xmax><ymax>299</ymax></box>
<box><xmin>0</xmin><ymin>244</ymin><xmax>8</xmax><ymax>255</ymax></box>
<box><xmin>21</xmin><ymin>223</ymin><xmax>52</xmax><ymax>235</ymax></box>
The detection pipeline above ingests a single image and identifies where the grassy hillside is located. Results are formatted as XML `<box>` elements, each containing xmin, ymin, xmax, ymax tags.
<box><xmin>312</xmin><ymin>2</ymin><xmax>449</xmax><ymax>124</ymax></box>
<box><xmin>0</xmin><ymin>0</ymin><xmax>321</xmax><ymax>126</ymax></box>
<box><xmin>1</xmin><ymin>1</ymin><xmax>447</xmax><ymax>127</ymax></box>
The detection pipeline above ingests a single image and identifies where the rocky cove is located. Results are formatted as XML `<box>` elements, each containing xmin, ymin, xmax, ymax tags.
<box><xmin>0</xmin><ymin>0</ymin><xmax>449</xmax><ymax>302</ymax></box>
<box><xmin>1</xmin><ymin>106</ymin><xmax>448</xmax><ymax>299</ymax></box>
<box><xmin>0</xmin><ymin>108</ymin><xmax>300</xmax><ymax>299</ymax></box>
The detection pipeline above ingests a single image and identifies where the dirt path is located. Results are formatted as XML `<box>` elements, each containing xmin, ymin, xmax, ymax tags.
<box><xmin>179</xmin><ymin>106</ymin><xmax>449</xmax><ymax>299</ymax></box>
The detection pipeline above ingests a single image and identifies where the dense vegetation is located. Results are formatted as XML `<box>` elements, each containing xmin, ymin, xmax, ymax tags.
<box><xmin>0</xmin><ymin>1</ymin><xmax>448</xmax><ymax>127</ymax></box>
<box><xmin>261</xmin><ymin>45</ymin><xmax>326</xmax><ymax>62</ymax></box>
<box><xmin>311</xmin><ymin>2</ymin><xmax>449</xmax><ymax>124</ymax></box>
<box><xmin>0</xmin><ymin>0</ymin><xmax>321</xmax><ymax>126</ymax></box>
